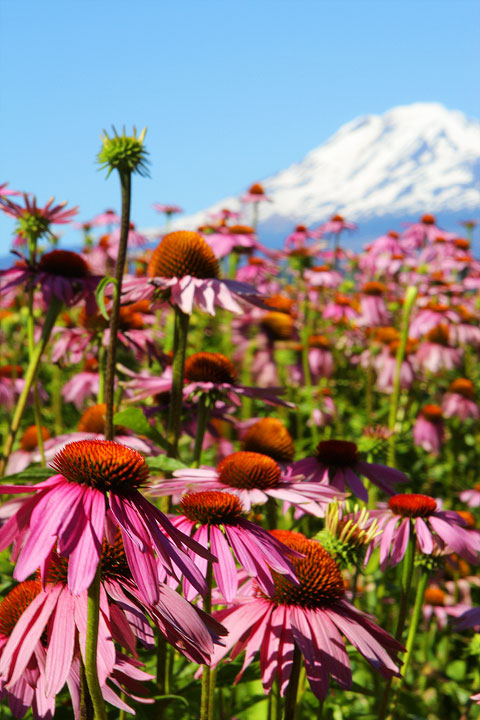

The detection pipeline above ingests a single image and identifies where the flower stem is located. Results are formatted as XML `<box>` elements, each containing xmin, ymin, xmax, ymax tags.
<box><xmin>387</xmin><ymin>286</ymin><xmax>418</xmax><ymax>467</ymax></box>
<box><xmin>283</xmin><ymin>645</ymin><xmax>302</xmax><ymax>720</ymax></box>
<box><xmin>200</xmin><ymin>535</ymin><xmax>214</xmax><ymax>720</ymax></box>
<box><xmin>0</xmin><ymin>297</ymin><xmax>62</xmax><ymax>477</ymax></box>
<box><xmin>26</xmin><ymin>287</ymin><xmax>46</xmax><ymax>466</ymax></box>
<box><xmin>192</xmin><ymin>395</ymin><xmax>210</xmax><ymax>467</ymax></box>
<box><xmin>85</xmin><ymin>563</ymin><xmax>107</xmax><ymax>720</ymax></box>
<box><xmin>104</xmin><ymin>170</ymin><xmax>132</xmax><ymax>441</ymax></box>
<box><xmin>97</xmin><ymin>344</ymin><xmax>106</xmax><ymax>404</ymax></box>
<box><xmin>166</xmin><ymin>307</ymin><xmax>190</xmax><ymax>458</ymax></box>
<box><xmin>400</xmin><ymin>566</ymin><xmax>429</xmax><ymax>679</ymax></box>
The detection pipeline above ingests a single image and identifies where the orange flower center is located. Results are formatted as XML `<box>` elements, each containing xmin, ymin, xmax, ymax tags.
<box><xmin>262</xmin><ymin>531</ymin><xmax>344</xmax><ymax>608</ymax></box>
<box><xmin>315</xmin><ymin>440</ymin><xmax>359</xmax><ymax>467</ymax></box>
<box><xmin>180</xmin><ymin>491</ymin><xmax>244</xmax><ymax>525</ymax></box>
<box><xmin>388</xmin><ymin>231</ymin><xmax>400</xmax><ymax>239</ymax></box>
<box><xmin>50</xmin><ymin>439</ymin><xmax>149</xmax><ymax>491</ymax></box>
<box><xmin>425</xmin><ymin>324</ymin><xmax>449</xmax><ymax>345</ymax></box>
<box><xmin>0</xmin><ymin>581</ymin><xmax>42</xmax><ymax>637</ymax></box>
<box><xmin>420</xmin><ymin>404</ymin><xmax>443</xmax><ymax>422</ymax></box>
<box><xmin>217</xmin><ymin>451</ymin><xmax>281</xmax><ymax>490</ymax></box>
<box><xmin>249</xmin><ymin>183</ymin><xmax>265</xmax><ymax>195</ymax></box>
<box><xmin>454</xmin><ymin>238</ymin><xmax>470</xmax><ymax>250</ymax></box>
<box><xmin>229</xmin><ymin>225</ymin><xmax>254</xmax><ymax>235</ymax></box>
<box><xmin>83</xmin><ymin>357</ymin><xmax>99</xmax><ymax>373</ymax></box>
<box><xmin>334</xmin><ymin>294</ymin><xmax>353</xmax><ymax>307</ymax></box>
<box><xmin>362</xmin><ymin>281</ymin><xmax>386</xmax><ymax>296</ymax></box>
<box><xmin>262</xmin><ymin>311</ymin><xmax>295</xmax><ymax>340</ymax></box>
<box><xmin>20</xmin><ymin>425</ymin><xmax>51</xmax><ymax>452</ymax></box>
<box><xmin>311</xmin><ymin>265</ymin><xmax>331</xmax><ymax>272</ymax></box>
<box><xmin>374</xmin><ymin>326</ymin><xmax>399</xmax><ymax>344</ymax></box>
<box><xmin>38</xmin><ymin>250</ymin><xmax>91</xmax><ymax>278</ymax></box>
<box><xmin>456</xmin><ymin>510</ymin><xmax>476</xmax><ymax>529</ymax></box>
<box><xmin>147</xmin><ymin>231</ymin><xmax>220</xmax><ymax>279</ymax></box>
<box><xmin>448</xmin><ymin>378</ymin><xmax>474</xmax><ymax>399</ymax></box>
<box><xmin>421</xmin><ymin>214</ymin><xmax>436</xmax><ymax>225</ymax></box>
<box><xmin>331</xmin><ymin>214</ymin><xmax>344</xmax><ymax>222</ymax></box>
<box><xmin>308</xmin><ymin>335</ymin><xmax>329</xmax><ymax>349</ymax></box>
<box><xmin>423</xmin><ymin>587</ymin><xmax>446</xmax><ymax>606</ymax></box>
<box><xmin>78</xmin><ymin>403</ymin><xmax>107</xmax><ymax>433</ymax></box>
<box><xmin>295</xmin><ymin>225</ymin><xmax>307</xmax><ymax>232</ymax></box>
<box><xmin>184</xmin><ymin>352</ymin><xmax>237</xmax><ymax>385</ymax></box>
<box><xmin>264</xmin><ymin>295</ymin><xmax>295</xmax><ymax>314</ymax></box>
<box><xmin>388</xmin><ymin>494</ymin><xmax>437</xmax><ymax>518</ymax></box>
<box><xmin>242</xmin><ymin>418</ymin><xmax>295</xmax><ymax>463</ymax></box>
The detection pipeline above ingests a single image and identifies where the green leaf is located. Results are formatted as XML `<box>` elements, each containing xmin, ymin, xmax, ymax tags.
<box><xmin>445</xmin><ymin>659</ymin><xmax>466</xmax><ymax>681</ymax></box>
<box><xmin>146</xmin><ymin>456</ymin><xmax>188</xmax><ymax>473</ymax></box>
<box><xmin>95</xmin><ymin>276</ymin><xmax>117</xmax><ymax>320</ymax></box>
<box><xmin>1</xmin><ymin>466</ymin><xmax>53</xmax><ymax>485</ymax></box>
<box><xmin>150</xmin><ymin>694</ymin><xmax>189</xmax><ymax>707</ymax></box>
<box><xmin>113</xmin><ymin>408</ymin><xmax>168</xmax><ymax>450</ymax></box>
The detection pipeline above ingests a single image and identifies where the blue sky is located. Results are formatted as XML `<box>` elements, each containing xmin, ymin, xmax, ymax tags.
<box><xmin>1</xmin><ymin>0</ymin><xmax>479</xmax><ymax>255</ymax></box>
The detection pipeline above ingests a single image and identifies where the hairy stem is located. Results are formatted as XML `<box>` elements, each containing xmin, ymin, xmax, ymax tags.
<box><xmin>85</xmin><ymin>564</ymin><xmax>107</xmax><ymax>720</ymax></box>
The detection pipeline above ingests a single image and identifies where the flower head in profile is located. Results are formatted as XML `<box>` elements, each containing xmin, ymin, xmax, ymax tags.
<box><xmin>97</xmin><ymin>126</ymin><xmax>149</xmax><ymax>178</ymax></box>
<box><xmin>122</xmin><ymin>230</ymin><xmax>267</xmax><ymax>315</ymax></box>
<box><xmin>291</xmin><ymin>439</ymin><xmax>408</xmax><ymax>502</ymax></box>
<box><xmin>210</xmin><ymin>531</ymin><xmax>404</xmax><ymax>701</ymax></box>
<box><xmin>241</xmin><ymin>417</ymin><xmax>295</xmax><ymax>463</ymax></box>
<box><xmin>173</xmin><ymin>490</ymin><xmax>299</xmax><ymax>602</ymax></box>
<box><xmin>0</xmin><ymin>249</ymin><xmax>100</xmax><ymax>309</ymax></box>
<box><xmin>153</xmin><ymin>203</ymin><xmax>183</xmax><ymax>216</ymax></box>
<box><xmin>241</xmin><ymin>182</ymin><xmax>272</xmax><ymax>204</ymax></box>
<box><xmin>365</xmin><ymin>494</ymin><xmax>480</xmax><ymax>569</ymax></box>
<box><xmin>0</xmin><ymin>194</ymin><xmax>78</xmax><ymax>243</ymax></box>
<box><xmin>0</xmin><ymin>440</ymin><xmax>212</xmax><ymax>605</ymax></box>
<box><xmin>151</xmin><ymin>450</ymin><xmax>344</xmax><ymax>515</ymax></box>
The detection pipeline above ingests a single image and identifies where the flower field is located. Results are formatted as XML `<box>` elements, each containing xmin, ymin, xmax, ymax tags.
<box><xmin>0</xmin><ymin>130</ymin><xmax>479</xmax><ymax>720</ymax></box>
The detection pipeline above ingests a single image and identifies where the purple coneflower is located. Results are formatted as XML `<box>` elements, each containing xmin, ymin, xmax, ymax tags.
<box><xmin>413</xmin><ymin>404</ymin><xmax>444</xmax><ymax>454</ymax></box>
<box><xmin>210</xmin><ymin>530</ymin><xmax>403</xmax><ymax>702</ymax></box>
<box><xmin>442</xmin><ymin>378</ymin><xmax>479</xmax><ymax>421</ymax></box>
<box><xmin>0</xmin><ymin>440</ymin><xmax>212</xmax><ymax>604</ymax></box>
<box><xmin>291</xmin><ymin>439</ymin><xmax>408</xmax><ymax>502</ymax></box>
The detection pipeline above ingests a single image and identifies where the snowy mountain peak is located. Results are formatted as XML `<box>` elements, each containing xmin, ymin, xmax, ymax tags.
<box><xmin>173</xmin><ymin>103</ymin><xmax>480</xmax><ymax>242</ymax></box>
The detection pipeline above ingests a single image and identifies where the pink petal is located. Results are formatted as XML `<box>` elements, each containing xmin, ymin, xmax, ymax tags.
<box><xmin>45</xmin><ymin>586</ymin><xmax>76</xmax><ymax>696</ymax></box>
<box><xmin>211</xmin><ymin>526</ymin><xmax>238</xmax><ymax>602</ymax></box>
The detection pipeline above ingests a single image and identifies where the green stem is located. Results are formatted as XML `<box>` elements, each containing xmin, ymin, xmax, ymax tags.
<box><xmin>85</xmin><ymin>564</ymin><xmax>107</xmax><ymax>720</ymax></box>
<box><xmin>166</xmin><ymin>307</ymin><xmax>190</xmax><ymax>458</ymax></box>
<box><xmin>200</xmin><ymin>534</ymin><xmax>214</xmax><ymax>720</ymax></box>
<box><xmin>97</xmin><ymin>344</ymin><xmax>106</xmax><ymax>404</ymax></box>
<box><xmin>0</xmin><ymin>298</ymin><xmax>62</xmax><ymax>477</ymax></box>
<box><xmin>377</xmin><ymin>526</ymin><xmax>415</xmax><ymax>720</ymax></box>
<box><xmin>104</xmin><ymin>170</ymin><xmax>132</xmax><ymax>441</ymax></box>
<box><xmin>51</xmin><ymin>363</ymin><xmax>63</xmax><ymax>437</ymax></box>
<box><xmin>26</xmin><ymin>287</ymin><xmax>46</xmax><ymax>465</ymax></box>
<box><xmin>192</xmin><ymin>395</ymin><xmax>210</xmax><ymax>467</ymax></box>
<box><xmin>283</xmin><ymin>645</ymin><xmax>302</xmax><ymax>720</ymax></box>
<box><xmin>400</xmin><ymin>567</ymin><xmax>429</xmax><ymax>679</ymax></box>
<box><xmin>79</xmin><ymin>660</ymin><xmax>94</xmax><ymax>720</ymax></box>
<box><xmin>387</xmin><ymin>286</ymin><xmax>418</xmax><ymax>467</ymax></box>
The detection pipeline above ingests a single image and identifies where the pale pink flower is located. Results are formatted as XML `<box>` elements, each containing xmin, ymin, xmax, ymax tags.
<box><xmin>241</xmin><ymin>182</ymin><xmax>272</xmax><ymax>204</ymax></box>
<box><xmin>413</xmin><ymin>405</ymin><xmax>444</xmax><ymax>454</ymax></box>
<box><xmin>153</xmin><ymin>203</ymin><xmax>183</xmax><ymax>215</ymax></box>
<box><xmin>442</xmin><ymin>379</ymin><xmax>479</xmax><ymax>421</ymax></box>
<box><xmin>313</xmin><ymin>214</ymin><xmax>357</xmax><ymax>236</ymax></box>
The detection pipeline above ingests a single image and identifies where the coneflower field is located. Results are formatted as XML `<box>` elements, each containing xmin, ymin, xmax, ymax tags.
<box><xmin>1</xmin><ymin>129</ymin><xmax>480</xmax><ymax>720</ymax></box>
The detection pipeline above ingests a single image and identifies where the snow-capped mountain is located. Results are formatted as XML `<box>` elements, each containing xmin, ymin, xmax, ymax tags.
<box><xmin>171</xmin><ymin>103</ymin><xmax>480</xmax><ymax>246</ymax></box>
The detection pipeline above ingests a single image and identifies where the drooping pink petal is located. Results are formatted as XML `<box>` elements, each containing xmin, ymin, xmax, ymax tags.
<box><xmin>45</xmin><ymin>586</ymin><xmax>76</xmax><ymax>696</ymax></box>
<box><xmin>290</xmin><ymin>605</ymin><xmax>330</xmax><ymax>700</ymax></box>
<box><xmin>414</xmin><ymin>517</ymin><xmax>434</xmax><ymax>554</ymax></box>
<box><xmin>210</xmin><ymin>526</ymin><xmax>238</xmax><ymax>603</ymax></box>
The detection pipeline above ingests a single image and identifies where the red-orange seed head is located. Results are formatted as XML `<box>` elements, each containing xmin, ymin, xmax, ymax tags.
<box><xmin>20</xmin><ymin>425</ymin><xmax>51</xmax><ymax>452</ymax></box>
<box><xmin>217</xmin><ymin>451</ymin><xmax>281</xmax><ymax>490</ymax></box>
<box><xmin>388</xmin><ymin>494</ymin><xmax>437</xmax><ymax>518</ymax></box>
<box><xmin>184</xmin><ymin>352</ymin><xmax>237</xmax><ymax>385</ymax></box>
<box><xmin>0</xmin><ymin>581</ymin><xmax>42</xmax><ymax>637</ymax></box>
<box><xmin>242</xmin><ymin>417</ymin><xmax>295</xmax><ymax>463</ymax></box>
<box><xmin>180</xmin><ymin>491</ymin><xmax>244</xmax><ymax>525</ymax></box>
<box><xmin>147</xmin><ymin>231</ymin><xmax>220</xmax><ymax>279</ymax></box>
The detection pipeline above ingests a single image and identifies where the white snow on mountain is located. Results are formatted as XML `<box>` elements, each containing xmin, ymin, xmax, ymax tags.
<box><xmin>169</xmin><ymin>103</ymin><xmax>480</xmax><ymax>237</ymax></box>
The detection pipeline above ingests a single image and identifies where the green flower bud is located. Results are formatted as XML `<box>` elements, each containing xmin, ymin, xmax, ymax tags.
<box><xmin>97</xmin><ymin>126</ymin><xmax>149</xmax><ymax>178</ymax></box>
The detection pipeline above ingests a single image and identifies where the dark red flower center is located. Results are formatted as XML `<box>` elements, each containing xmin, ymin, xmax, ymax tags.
<box><xmin>184</xmin><ymin>352</ymin><xmax>237</xmax><ymax>385</ymax></box>
<box><xmin>315</xmin><ymin>440</ymin><xmax>359</xmax><ymax>468</ymax></box>
<box><xmin>421</xmin><ymin>214</ymin><xmax>436</xmax><ymax>225</ymax></box>
<box><xmin>260</xmin><ymin>531</ymin><xmax>345</xmax><ymax>608</ymax></box>
<box><xmin>50</xmin><ymin>439</ymin><xmax>149</xmax><ymax>491</ymax></box>
<box><xmin>388</xmin><ymin>494</ymin><xmax>437</xmax><ymax>518</ymax></box>
<box><xmin>217</xmin><ymin>451</ymin><xmax>281</xmax><ymax>490</ymax></box>
<box><xmin>295</xmin><ymin>225</ymin><xmax>307</xmax><ymax>232</ymax></box>
<box><xmin>242</xmin><ymin>418</ymin><xmax>295</xmax><ymax>463</ymax></box>
<box><xmin>147</xmin><ymin>231</ymin><xmax>220</xmax><ymax>279</ymax></box>
<box><xmin>180</xmin><ymin>491</ymin><xmax>244</xmax><ymax>525</ymax></box>
<box><xmin>388</xmin><ymin>231</ymin><xmax>400</xmax><ymax>239</ymax></box>
<box><xmin>0</xmin><ymin>581</ymin><xmax>42</xmax><ymax>637</ymax></box>
<box><xmin>448</xmin><ymin>378</ymin><xmax>474</xmax><ymax>399</ymax></box>
<box><xmin>38</xmin><ymin>250</ymin><xmax>91</xmax><ymax>278</ymax></box>
<box><xmin>0</xmin><ymin>364</ymin><xmax>23</xmax><ymax>379</ymax></box>
<box><xmin>420</xmin><ymin>404</ymin><xmax>443</xmax><ymax>422</ymax></box>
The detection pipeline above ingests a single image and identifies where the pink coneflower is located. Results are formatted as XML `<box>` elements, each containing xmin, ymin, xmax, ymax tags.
<box><xmin>291</xmin><ymin>440</ymin><xmax>408</xmax><ymax>503</ymax></box>
<box><xmin>0</xmin><ymin>364</ymin><xmax>25</xmax><ymax>412</ymax></box>
<box><xmin>62</xmin><ymin>356</ymin><xmax>101</xmax><ymax>410</ymax></box>
<box><xmin>358</xmin><ymin>282</ymin><xmax>391</xmax><ymax>326</ymax></box>
<box><xmin>153</xmin><ymin>203</ymin><xmax>183</xmax><ymax>216</ymax></box>
<box><xmin>241</xmin><ymin>182</ymin><xmax>272</xmax><ymax>204</ymax></box>
<box><xmin>284</xmin><ymin>224</ymin><xmax>317</xmax><ymax>250</ymax></box>
<box><xmin>365</xmin><ymin>494</ymin><xmax>480</xmax><ymax>569</ymax></box>
<box><xmin>150</xmin><ymin>451</ymin><xmax>344</xmax><ymax>516</ymax></box>
<box><xmin>442</xmin><ymin>378</ymin><xmax>479</xmax><ymax>421</ymax></box>
<box><xmin>323</xmin><ymin>294</ymin><xmax>360</xmax><ymax>324</ymax></box>
<box><xmin>236</xmin><ymin>256</ymin><xmax>279</xmax><ymax>284</ymax></box>
<box><xmin>409</xmin><ymin>302</ymin><xmax>460</xmax><ymax>338</ymax></box>
<box><xmin>313</xmin><ymin>214</ymin><xmax>357</xmax><ymax>236</ymax></box>
<box><xmin>0</xmin><ymin>440</ymin><xmax>212</xmax><ymax>604</ymax></box>
<box><xmin>203</xmin><ymin>224</ymin><xmax>271</xmax><ymax>259</ymax></box>
<box><xmin>375</xmin><ymin>339</ymin><xmax>417</xmax><ymax>394</ymax></box>
<box><xmin>422</xmin><ymin>585</ymin><xmax>470</xmax><ymax>630</ymax></box>
<box><xmin>0</xmin><ymin>250</ymin><xmax>99</xmax><ymax>309</ymax></box>
<box><xmin>172</xmin><ymin>491</ymin><xmax>298</xmax><ymax>601</ymax></box>
<box><xmin>415</xmin><ymin>324</ymin><xmax>462</xmax><ymax>374</ymax></box>
<box><xmin>5</xmin><ymin>425</ymin><xmax>51</xmax><ymax>475</ymax></box>
<box><xmin>209</xmin><ymin>208</ymin><xmax>241</xmax><ymax>223</ymax></box>
<box><xmin>211</xmin><ymin>531</ymin><xmax>403</xmax><ymax>701</ymax></box>
<box><xmin>413</xmin><ymin>405</ymin><xmax>444</xmax><ymax>454</ymax></box>
<box><xmin>108</xmin><ymin>222</ymin><xmax>147</xmax><ymax>251</ymax></box>
<box><xmin>83</xmin><ymin>209</ymin><xmax>121</xmax><ymax>227</ymax></box>
<box><xmin>307</xmin><ymin>335</ymin><xmax>334</xmax><ymax>380</ymax></box>
<box><xmin>0</xmin><ymin>194</ymin><xmax>78</xmax><ymax>235</ymax></box>
<box><xmin>304</xmin><ymin>265</ymin><xmax>343</xmax><ymax>289</ymax></box>
<box><xmin>0</xmin><ymin>182</ymin><xmax>21</xmax><ymax>198</ymax></box>
<box><xmin>309</xmin><ymin>389</ymin><xmax>337</xmax><ymax>428</ymax></box>
<box><xmin>400</xmin><ymin>214</ymin><xmax>450</xmax><ymax>249</ymax></box>
<box><xmin>241</xmin><ymin>417</ymin><xmax>295</xmax><ymax>463</ymax></box>
<box><xmin>122</xmin><ymin>231</ymin><xmax>266</xmax><ymax>315</ymax></box>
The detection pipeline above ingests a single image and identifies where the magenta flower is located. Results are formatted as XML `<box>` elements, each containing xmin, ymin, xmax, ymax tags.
<box><xmin>77</xmin><ymin>209</ymin><xmax>120</xmax><ymax>227</ymax></box>
<box><xmin>172</xmin><ymin>490</ymin><xmax>299</xmax><ymax>602</ymax></box>
<box><xmin>0</xmin><ymin>182</ymin><xmax>21</xmax><ymax>198</ymax></box>
<box><xmin>241</xmin><ymin>182</ymin><xmax>272</xmax><ymax>204</ymax></box>
<box><xmin>304</xmin><ymin>265</ymin><xmax>343</xmax><ymax>289</ymax></box>
<box><xmin>0</xmin><ymin>250</ymin><xmax>100</xmax><ymax>309</ymax></box>
<box><xmin>413</xmin><ymin>405</ymin><xmax>444</xmax><ymax>454</ymax></box>
<box><xmin>422</xmin><ymin>585</ymin><xmax>470</xmax><ymax>630</ymax></box>
<box><xmin>122</xmin><ymin>230</ymin><xmax>267</xmax><ymax>315</ymax></box>
<box><xmin>323</xmin><ymin>294</ymin><xmax>359</xmax><ymax>324</ymax></box>
<box><xmin>203</xmin><ymin>224</ymin><xmax>272</xmax><ymax>260</ymax></box>
<box><xmin>358</xmin><ymin>282</ymin><xmax>391</xmax><ymax>326</ymax></box>
<box><xmin>366</xmin><ymin>494</ymin><xmax>480</xmax><ymax>569</ymax></box>
<box><xmin>153</xmin><ymin>203</ymin><xmax>183</xmax><ymax>215</ymax></box>
<box><xmin>415</xmin><ymin>324</ymin><xmax>462</xmax><ymax>374</ymax></box>
<box><xmin>460</xmin><ymin>484</ymin><xmax>480</xmax><ymax>509</ymax></box>
<box><xmin>442</xmin><ymin>378</ymin><xmax>479</xmax><ymax>421</ymax></box>
<box><xmin>0</xmin><ymin>440</ymin><xmax>212</xmax><ymax>604</ymax></box>
<box><xmin>150</xmin><ymin>451</ymin><xmax>344</xmax><ymax>516</ymax></box>
<box><xmin>313</xmin><ymin>214</ymin><xmax>357</xmax><ymax>236</ymax></box>
<box><xmin>291</xmin><ymin>440</ymin><xmax>408</xmax><ymax>503</ymax></box>
<box><xmin>0</xmin><ymin>193</ymin><xmax>78</xmax><ymax>230</ymax></box>
<box><xmin>211</xmin><ymin>531</ymin><xmax>403</xmax><ymax>701</ymax></box>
